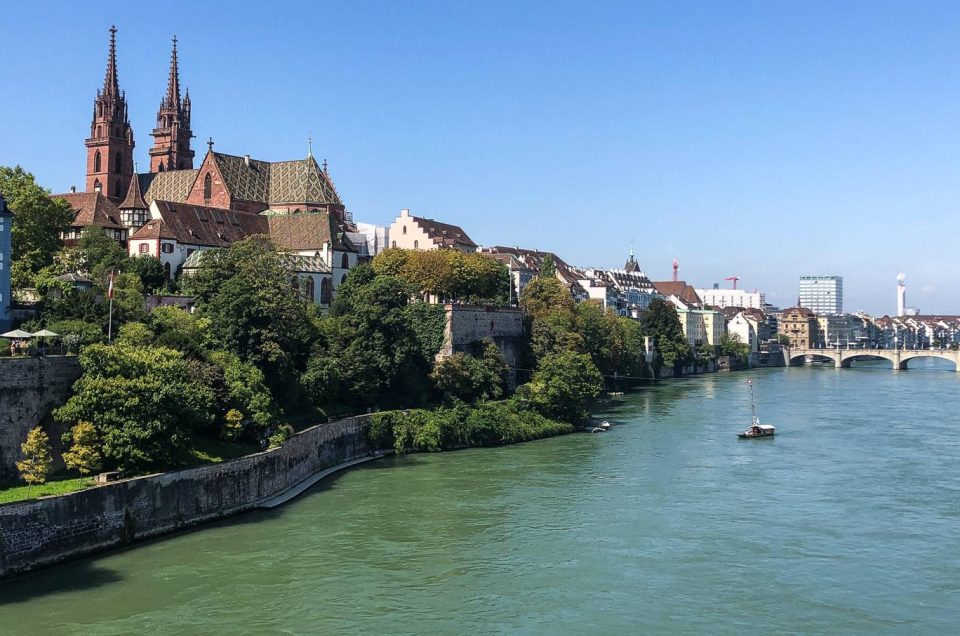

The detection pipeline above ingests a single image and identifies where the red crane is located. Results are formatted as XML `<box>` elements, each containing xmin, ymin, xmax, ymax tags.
<box><xmin>725</xmin><ymin>276</ymin><xmax>740</xmax><ymax>289</ymax></box>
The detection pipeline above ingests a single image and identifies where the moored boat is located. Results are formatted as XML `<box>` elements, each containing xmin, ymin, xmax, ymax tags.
<box><xmin>738</xmin><ymin>379</ymin><xmax>775</xmax><ymax>439</ymax></box>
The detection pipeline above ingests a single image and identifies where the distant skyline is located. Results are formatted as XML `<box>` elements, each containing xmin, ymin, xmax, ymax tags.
<box><xmin>2</xmin><ymin>1</ymin><xmax>959</xmax><ymax>314</ymax></box>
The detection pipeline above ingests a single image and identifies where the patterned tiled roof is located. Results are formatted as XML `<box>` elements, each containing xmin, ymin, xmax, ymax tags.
<box><xmin>139</xmin><ymin>170</ymin><xmax>198</xmax><ymax>204</ymax></box>
<box><xmin>212</xmin><ymin>153</ymin><xmax>342</xmax><ymax>205</ymax></box>
<box><xmin>182</xmin><ymin>249</ymin><xmax>331</xmax><ymax>274</ymax></box>
<box><xmin>52</xmin><ymin>192</ymin><xmax>125</xmax><ymax>229</ymax></box>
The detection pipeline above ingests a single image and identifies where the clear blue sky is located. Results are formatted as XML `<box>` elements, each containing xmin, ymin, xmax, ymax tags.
<box><xmin>2</xmin><ymin>1</ymin><xmax>959</xmax><ymax>314</ymax></box>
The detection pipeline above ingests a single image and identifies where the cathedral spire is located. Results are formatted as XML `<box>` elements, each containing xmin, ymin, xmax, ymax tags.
<box><xmin>149</xmin><ymin>36</ymin><xmax>194</xmax><ymax>172</ymax></box>
<box><xmin>165</xmin><ymin>36</ymin><xmax>181</xmax><ymax>109</ymax></box>
<box><xmin>103</xmin><ymin>25</ymin><xmax>119</xmax><ymax>97</ymax></box>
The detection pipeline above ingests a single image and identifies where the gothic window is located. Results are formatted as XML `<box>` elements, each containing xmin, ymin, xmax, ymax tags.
<box><xmin>158</xmin><ymin>163</ymin><xmax>164</xmax><ymax>172</ymax></box>
<box><xmin>96</xmin><ymin>125</ymin><xmax>102</xmax><ymax>137</ymax></box>
<box><xmin>94</xmin><ymin>151</ymin><xmax>102</xmax><ymax>173</ymax></box>
<box><xmin>340</xmin><ymin>273</ymin><xmax>347</xmax><ymax>286</ymax></box>
<box><xmin>203</xmin><ymin>173</ymin><xmax>212</xmax><ymax>200</ymax></box>
<box><xmin>341</xmin><ymin>253</ymin><xmax>349</xmax><ymax>269</ymax></box>
<box><xmin>305</xmin><ymin>277</ymin><xmax>315</xmax><ymax>302</ymax></box>
<box><xmin>320</xmin><ymin>278</ymin><xmax>332</xmax><ymax>305</ymax></box>
<box><xmin>163</xmin><ymin>262</ymin><xmax>171</xmax><ymax>279</ymax></box>
<box><xmin>115</xmin><ymin>153</ymin><xmax>122</xmax><ymax>173</ymax></box>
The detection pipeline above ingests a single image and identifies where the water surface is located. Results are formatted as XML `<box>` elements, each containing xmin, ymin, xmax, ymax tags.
<box><xmin>2</xmin><ymin>362</ymin><xmax>959</xmax><ymax>634</ymax></box>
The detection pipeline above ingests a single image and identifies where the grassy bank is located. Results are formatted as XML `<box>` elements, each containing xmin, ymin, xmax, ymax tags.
<box><xmin>0</xmin><ymin>476</ymin><xmax>94</xmax><ymax>505</ymax></box>
<box><xmin>368</xmin><ymin>401</ymin><xmax>575</xmax><ymax>453</ymax></box>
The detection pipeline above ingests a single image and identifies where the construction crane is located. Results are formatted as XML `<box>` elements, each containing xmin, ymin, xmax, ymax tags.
<box><xmin>724</xmin><ymin>276</ymin><xmax>740</xmax><ymax>289</ymax></box>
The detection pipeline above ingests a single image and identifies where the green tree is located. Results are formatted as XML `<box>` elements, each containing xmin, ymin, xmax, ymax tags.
<box><xmin>186</xmin><ymin>236</ymin><xmax>314</xmax><ymax>397</ymax></box>
<box><xmin>0</xmin><ymin>166</ymin><xmax>74</xmax><ymax>287</ymax></box>
<box><xmin>77</xmin><ymin>226</ymin><xmax>129</xmax><ymax>284</ymax></box>
<box><xmin>311</xmin><ymin>266</ymin><xmax>433</xmax><ymax>409</ymax></box>
<box><xmin>540</xmin><ymin>254</ymin><xmax>557</xmax><ymax>278</ymax></box>
<box><xmin>720</xmin><ymin>333</ymin><xmax>750</xmax><ymax>366</ymax></box>
<box><xmin>125</xmin><ymin>255</ymin><xmax>167</xmax><ymax>293</ymax></box>
<box><xmin>642</xmin><ymin>298</ymin><xmax>691</xmax><ymax>376</ymax></box>
<box><xmin>222</xmin><ymin>409</ymin><xmax>244</xmax><ymax>442</ymax></box>
<box><xmin>54</xmin><ymin>344</ymin><xmax>216</xmax><ymax>473</ymax></box>
<box><xmin>47</xmin><ymin>318</ymin><xmax>104</xmax><ymax>351</ymax></box>
<box><xmin>519</xmin><ymin>350</ymin><xmax>603</xmax><ymax>423</ymax></box>
<box><xmin>62</xmin><ymin>421</ymin><xmax>103</xmax><ymax>476</ymax></box>
<box><xmin>207</xmin><ymin>351</ymin><xmax>279</xmax><ymax>431</ymax></box>
<box><xmin>148</xmin><ymin>306</ymin><xmax>207</xmax><ymax>356</ymax></box>
<box><xmin>117</xmin><ymin>322</ymin><xmax>154</xmax><ymax>347</ymax></box>
<box><xmin>431</xmin><ymin>349</ymin><xmax>505</xmax><ymax>404</ymax></box>
<box><xmin>16</xmin><ymin>427</ymin><xmax>53</xmax><ymax>490</ymax></box>
<box><xmin>519</xmin><ymin>275</ymin><xmax>574</xmax><ymax>322</ymax></box>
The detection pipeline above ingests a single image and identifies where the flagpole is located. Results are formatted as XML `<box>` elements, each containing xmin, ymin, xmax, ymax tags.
<box><xmin>107</xmin><ymin>269</ymin><xmax>114</xmax><ymax>343</ymax></box>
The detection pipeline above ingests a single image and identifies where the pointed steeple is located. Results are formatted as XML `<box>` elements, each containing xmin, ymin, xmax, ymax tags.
<box><xmin>164</xmin><ymin>36</ymin><xmax>181</xmax><ymax>110</ymax></box>
<box><xmin>149</xmin><ymin>36</ymin><xmax>194</xmax><ymax>172</ymax></box>
<box><xmin>103</xmin><ymin>25</ymin><xmax>119</xmax><ymax>97</ymax></box>
<box><xmin>120</xmin><ymin>166</ymin><xmax>148</xmax><ymax>211</ymax></box>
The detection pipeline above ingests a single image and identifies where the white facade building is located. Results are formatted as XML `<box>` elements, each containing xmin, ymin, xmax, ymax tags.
<box><xmin>696</xmin><ymin>287</ymin><xmax>765</xmax><ymax>310</ymax></box>
<box><xmin>388</xmin><ymin>209</ymin><xmax>477</xmax><ymax>253</ymax></box>
<box><xmin>799</xmin><ymin>275</ymin><xmax>843</xmax><ymax>315</ymax></box>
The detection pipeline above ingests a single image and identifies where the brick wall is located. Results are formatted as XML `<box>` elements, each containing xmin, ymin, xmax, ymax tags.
<box><xmin>0</xmin><ymin>414</ymin><xmax>372</xmax><ymax>579</ymax></box>
<box><xmin>0</xmin><ymin>357</ymin><xmax>81</xmax><ymax>480</ymax></box>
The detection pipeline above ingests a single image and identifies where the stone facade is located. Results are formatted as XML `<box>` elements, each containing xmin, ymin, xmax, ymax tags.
<box><xmin>0</xmin><ymin>414</ymin><xmax>373</xmax><ymax>579</ymax></box>
<box><xmin>0</xmin><ymin>357</ymin><xmax>81</xmax><ymax>480</ymax></box>
<box><xmin>440</xmin><ymin>304</ymin><xmax>524</xmax><ymax>388</ymax></box>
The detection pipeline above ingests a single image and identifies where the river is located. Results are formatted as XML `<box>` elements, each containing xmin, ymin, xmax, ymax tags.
<box><xmin>2</xmin><ymin>362</ymin><xmax>959</xmax><ymax>634</ymax></box>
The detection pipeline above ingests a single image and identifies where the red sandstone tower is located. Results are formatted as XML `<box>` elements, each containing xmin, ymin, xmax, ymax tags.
<box><xmin>149</xmin><ymin>36</ymin><xmax>194</xmax><ymax>172</ymax></box>
<box><xmin>85</xmin><ymin>26</ymin><xmax>135</xmax><ymax>202</ymax></box>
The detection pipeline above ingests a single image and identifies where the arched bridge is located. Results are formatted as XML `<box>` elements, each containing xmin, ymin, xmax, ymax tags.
<box><xmin>785</xmin><ymin>347</ymin><xmax>960</xmax><ymax>371</ymax></box>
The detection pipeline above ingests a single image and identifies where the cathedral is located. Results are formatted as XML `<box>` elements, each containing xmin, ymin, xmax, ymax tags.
<box><xmin>54</xmin><ymin>27</ymin><xmax>359</xmax><ymax>302</ymax></box>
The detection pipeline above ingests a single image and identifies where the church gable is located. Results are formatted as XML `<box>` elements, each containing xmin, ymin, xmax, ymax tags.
<box><xmin>185</xmin><ymin>151</ymin><xmax>234</xmax><ymax>209</ymax></box>
<box><xmin>268</xmin><ymin>157</ymin><xmax>341</xmax><ymax>206</ymax></box>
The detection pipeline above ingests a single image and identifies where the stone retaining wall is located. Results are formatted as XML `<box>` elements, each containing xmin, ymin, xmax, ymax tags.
<box><xmin>0</xmin><ymin>357</ymin><xmax>82</xmax><ymax>479</ymax></box>
<box><xmin>0</xmin><ymin>414</ymin><xmax>372</xmax><ymax>579</ymax></box>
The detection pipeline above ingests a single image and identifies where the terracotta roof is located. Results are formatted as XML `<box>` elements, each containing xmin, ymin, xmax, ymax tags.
<box><xmin>411</xmin><ymin>215</ymin><xmax>477</xmax><ymax>249</ymax></box>
<box><xmin>120</xmin><ymin>172</ymin><xmax>148</xmax><ymax>210</ymax></box>
<box><xmin>136</xmin><ymin>201</ymin><xmax>268</xmax><ymax>246</ymax></box>
<box><xmin>53</xmin><ymin>192</ymin><xmax>125</xmax><ymax>229</ymax></box>
<box><xmin>483</xmin><ymin>246</ymin><xmax>587</xmax><ymax>298</ymax></box>
<box><xmin>651</xmin><ymin>281</ymin><xmax>703</xmax><ymax>307</ymax></box>
<box><xmin>267</xmin><ymin>212</ymin><xmax>356</xmax><ymax>252</ymax></box>
<box><xmin>782</xmin><ymin>306</ymin><xmax>816</xmax><ymax>318</ymax></box>
<box><xmin>140</xmin><ymin>170</ymin><xmax>198</xmax><ymax>204</ymax></box>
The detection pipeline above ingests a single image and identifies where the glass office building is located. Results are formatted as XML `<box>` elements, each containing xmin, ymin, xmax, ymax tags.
<box><xmin>799</xmin><ymin>275</ymin><xmax>842</xmax><ymax>315</ymax></box>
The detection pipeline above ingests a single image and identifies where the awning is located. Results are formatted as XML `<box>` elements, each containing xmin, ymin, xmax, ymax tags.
<box><xmin>0</xmin><ymin>329</ymin><xmax>33</xmax><ymax>339</ymax></box>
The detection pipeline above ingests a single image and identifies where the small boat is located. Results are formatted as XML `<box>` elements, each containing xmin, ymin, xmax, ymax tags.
<box><xmin>738</xmin><ymin>379</ymin><xmax>775</xmax><ymax>439</ymax></box>
<box><xmin>599</xmin><ymin>420</ymin><xmax>611</xmax><ymax>429</ymax></box>
<box><xmin>590</xmin><ymin>426</ymin><xmax>607</xmax><ymax>434</ymax></box>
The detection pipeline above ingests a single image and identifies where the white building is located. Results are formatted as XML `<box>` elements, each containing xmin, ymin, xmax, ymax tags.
<box><xmin>127</xmin><ymin>202</ymin><xmax>358</xmax><ymax>301</ymax></box>
<box><xmin>727</xmin><ymin>311</ymin><xmax>760</xmax><ymax>353</ymax></box>
<box><xmin>696</xmin><ymin>287</ymin><xmax>765</xmax><ymax>310</ymax></box>
<box><xmin>799</xmin><ymin>275</ymin><xmax>843</xmax><ymax>315</ymax></box>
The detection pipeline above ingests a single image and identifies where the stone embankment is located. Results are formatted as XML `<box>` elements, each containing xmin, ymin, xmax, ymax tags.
<box><xmin>0</xmin><ymin>414</ymin><xmax>375</xmax><ymax>579</ymax></box>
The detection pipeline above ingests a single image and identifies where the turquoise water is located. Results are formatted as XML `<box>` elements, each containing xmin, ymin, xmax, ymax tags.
<box><xmin>2</xmin><ymin>363</ymin><xmax>959</xmax><ymax>634</ymax></box>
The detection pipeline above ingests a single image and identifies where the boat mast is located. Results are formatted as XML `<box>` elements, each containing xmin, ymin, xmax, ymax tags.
<box><xmin>748</xmin><ymin>379</ymin><xmax>759</xmax><ymax>425</ymax></box>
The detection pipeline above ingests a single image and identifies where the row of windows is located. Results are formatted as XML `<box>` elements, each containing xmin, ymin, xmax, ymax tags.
<box><xmin>390</xmin><ymin>240</ymin><xmax>418</xmax><ymax>249</ymax></box>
